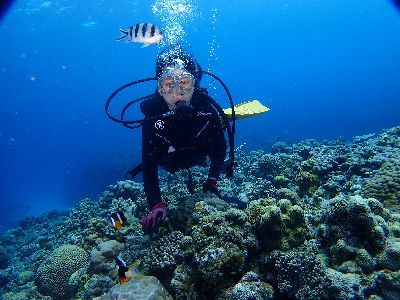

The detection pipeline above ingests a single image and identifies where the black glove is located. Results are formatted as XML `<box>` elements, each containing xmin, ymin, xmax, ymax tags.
<box><xmin>203</xmin><ymin>178</ymin><xmax>222</xmax><ymax>199</ymax></box>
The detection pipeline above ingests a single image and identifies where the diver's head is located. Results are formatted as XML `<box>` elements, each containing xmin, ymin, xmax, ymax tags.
<box><xmin>156</xmin><ymin>47</ymin><xmax>202</xmax><ymax>109</ymax></box>
<box><xmin>157</xmin><ymin>60</ymin><xmax>195</xmax><ymax>109</ymax></box>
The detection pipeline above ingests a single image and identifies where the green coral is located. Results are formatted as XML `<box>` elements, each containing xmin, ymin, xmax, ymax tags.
<box><xmin>276</xmin><ymin>188</ymin><xmax>300</xmax><ymax>204</ymax></box>
<box><xmin>377</xmin><ymin>241</ymin><xmax>400</xmax><ymax>271</ymax></box>
<box><xmin>174</xmin><ymin>201</ymin><xmax>256</xmax><ymax>296</ymax></box>
<box><xmin>248</xmin><ymin>200</ymin><xmax>310</xmax><ymax>251</ymax></box>
<box><xmin>355</xmin><ymin>249</ymin><xmax>375</xmax><ymax>274</ymax></box>
<box><xmin>194</xmin><ymin>243</ymin><xmax>244</xmax><ymax>288</ymax></box>
<box><xmin>170</xmin><ymin>264</ymin><xmax>196</xmax><ymax>299</ymax></box>
<box><xmin>329</xmin><ymin>239</ymin><xmax>357</xmax><ymax>266</ymax></box>
<box><xmin>68</xmin><ymin>268</ymin><xmax>89</xmax><ymax>299</ymax></box>
<box><xmin>317</xmin><ymin>195</ymin><xmax>400</xmax><ymax>279</ymax></box>
<box><xmin>319</xmin><ymin>195</ymin><xmax>389</xmax><ymax>253</ymax></box>
<box><xmin>35</xmin><ymin>245</ymin><xmax>89</xmax><ymax>299</ymax></box>
<box><xmin>296</xmin><ymin>171</ymin><xmax>320</xmax><ymax>195</ymax></box>
<box><xmin>17</xmin><ymin>271</ymin><xmax>35</xmax><ymax>285</ymax></box>
<box><xmin>375</xmin><ymin>270</ymin><xmax>400</xmax><ymax>300</ymax></box>
<box><xmin>273</xmin><ymin>175</ymin><xmax>290</xmax><ymax>188</ymax></box>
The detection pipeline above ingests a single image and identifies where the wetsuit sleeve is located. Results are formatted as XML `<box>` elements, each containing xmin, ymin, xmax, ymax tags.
<box><xmin>142</xmin><ymin>120</ymin><xmax>162</xmax><ymax>208</ymax></box>
<box><xmin>207</xmin><ymin>107</ymin><xmax>227</xmax><ymax>180</ymax></box>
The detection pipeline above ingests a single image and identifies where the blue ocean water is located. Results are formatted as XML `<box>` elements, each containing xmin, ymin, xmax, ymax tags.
<box><xmin>0</xmin><ymin>0</ymin><xmax>399</xmax><ymax>233</ymax></box>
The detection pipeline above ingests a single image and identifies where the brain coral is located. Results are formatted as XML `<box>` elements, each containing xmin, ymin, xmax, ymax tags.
<box><xmin>35</xmin><ymin>244</ymin><xmax>89</xmax><ymax>299</ymax></box>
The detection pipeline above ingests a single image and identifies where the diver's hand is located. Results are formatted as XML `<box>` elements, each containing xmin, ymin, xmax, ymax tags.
<box><xmin>203</xmin><ymin>178</ymin><xmax>222</xmax><ymax>199</ymax></box>
<box><xmin>140</xmin><ymin>202</ymin><xmax>167</xmax><ymax>234</ymax></box>
<box><xmin>225</xmin><ymin>160</ymin><xmax>236</xmax><ymax>178</ymax></box>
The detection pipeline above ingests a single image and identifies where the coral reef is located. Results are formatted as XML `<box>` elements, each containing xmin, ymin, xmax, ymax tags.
<box><xmin>317</xmin><ymin>195</ymin><xmax>394</xmax><ymax>255</ymax></box>
<box><xmin>94</xmin><ymin>276</ymin><xmax>173</xmax><ymax>300</ymax></box>
<box><xmin>2</xmin><ymin>125</ymin><xmax>400</xmax><ymax>299</ymax></box>
<box><xmin>247</xmin><ymin>199</ymin><xmax>310</xmax><ymax>251</ymax></box>
<box><xmin>271</xmin><ymin>251</ymin><xmax>331</xmax><ymax>299</ymax></box>
<box><xmin>35</xmin><ymin>245</ymin><xmax>89</xmax><ymax>299</ymax></box>
<box><xmin>0</xmin><ymin>246</ymin><xmax>10</xmax><ymax>269</ymax></box>
<box><xmin>82</xmin><ymin>275</ymin><xmax>115</xmax><ymax>300</ymax></box>
<box><xmin>89</xmin><ymin>240</ymin><xmax>124</xmax><ymax>274</ymax></box>
<box><xmin>141</xmin><ymin>231</ymin><xmax>193</xmax><ymax>275</ymax></box>
<box><xmin>362</xmin><ymin>157</ymin><xmax>400</xmax><ymax>211</ymax></box>
<box><xmin>224</xmin><ymin>271</ymin><xmax>274</xmax><ymax>299</ymax></box>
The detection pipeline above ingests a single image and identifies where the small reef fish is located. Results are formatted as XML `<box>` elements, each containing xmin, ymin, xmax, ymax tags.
<box><xmin>110</xmin><ymin>211</ymin><xmax>127</xmax><ymax>230</ymax></box>
<box><xmin>115</xmin><ymin>256</ymin><xmax>144</xmax><ymax>285</ymax></box>
<box><xmin>116</xmin><ymin>23</ymin><xmax>164</xmax><ymax>47</ymax></box>
<box><xmin>81</xmin><ymin>21</ymin><xmax>97</xmax><ymax>28</ymax></box>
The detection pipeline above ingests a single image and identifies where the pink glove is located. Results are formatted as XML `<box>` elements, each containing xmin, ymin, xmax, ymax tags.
<box><xmin>140</xmin><ymin>202</ymin><xmax>167</xmax><ymax>234</ymax></box>
<box><xmin>203</xmin><ymin>178</ymin><xmax>222</xmax><ymax>199</ymax></box>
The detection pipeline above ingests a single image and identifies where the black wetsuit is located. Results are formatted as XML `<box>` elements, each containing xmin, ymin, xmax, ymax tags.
<box><xmin>141</xmin><ymin>90</ymin><xmax>227</xmax><ymax>208</ymax></box>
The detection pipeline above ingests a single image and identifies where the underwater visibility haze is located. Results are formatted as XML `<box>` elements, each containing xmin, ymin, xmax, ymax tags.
<box><xmin>1</xmin><ymin>0</ymin><xmax>399</xmax><ymax>231</ymax></box>
<box><xmin>1</xmin><ymin>0</ymin><xmax>400</xmax><ymax>299</ymax></box>
<box><xmin>1</xmin><ymin>0</ymin><xmax>400</xmax><ymax>231</ymax></box>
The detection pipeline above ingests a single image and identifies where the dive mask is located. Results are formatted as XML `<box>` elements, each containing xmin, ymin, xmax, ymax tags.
<box><xmin>157</xmin><ymin>60</ymin><xmax>195</xmax><ymax>95</ymax></box>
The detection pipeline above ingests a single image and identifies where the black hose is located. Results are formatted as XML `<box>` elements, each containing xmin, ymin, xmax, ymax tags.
<box><xmin>204</xmin><ymin>94</ymin><xmax>235</xmax><ymax>173</ymax></box>
<box><xmin>121</xmin><ymin>93</ymin><xmax>157</xmax><ymax>129</ymax></box>
<box><xmin>105</xmin><ymin>71</ymin><xmax>236</xmax><ymax>174</ymax></box>
<box><xmin>105</xmin><ymin>77</ymin><xmax>157</xmax><ymax>125</ymax></box>
<box><xmin>201</xmin><ymin>70</ymin><xmax>236</xmax><ymax>135</ymax></box>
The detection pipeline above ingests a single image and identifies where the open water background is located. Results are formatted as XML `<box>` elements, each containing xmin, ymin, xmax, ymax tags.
<box><xmin>0</xmin><ymin>0</ymin><xmax>399</xmax><ymax>232</ymax></box>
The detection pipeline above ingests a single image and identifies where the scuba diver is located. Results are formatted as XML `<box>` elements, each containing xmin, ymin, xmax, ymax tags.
<box><xmin>139</xmin><ymin>48</ymin><xmax>228</xmax><ymax>234</ymax></box>
<box><xmin>105</xmin><ymin>46</ymin><xmax>269</xmax><ymax>235</ymax></box>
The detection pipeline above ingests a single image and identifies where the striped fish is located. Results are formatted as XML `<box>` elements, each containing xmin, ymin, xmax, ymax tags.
<box><xmin>116</xmin><ymin>23</ymin><xmax>164</xmax><ymax>48</ymax></box>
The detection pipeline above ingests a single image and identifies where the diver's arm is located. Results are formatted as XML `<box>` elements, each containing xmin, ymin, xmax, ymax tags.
<box><xmin>142</xmin><ymin>121</ymin><xmax>162</xmax><ymax>208</ymax></box>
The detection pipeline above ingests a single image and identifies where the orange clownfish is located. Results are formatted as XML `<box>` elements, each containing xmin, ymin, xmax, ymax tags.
<box><xmin>110</xmin><ymin>211</ymin><xmax>127</xmax><ymax>230</ymax></box>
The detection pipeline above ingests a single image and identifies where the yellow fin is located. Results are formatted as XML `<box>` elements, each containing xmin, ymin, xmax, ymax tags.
<box><xmin>128</xmin><ymin>258</ymin><xmax>143</xmax><ymax>276</ymax></box>
<box><xmin>223</xmin><ymin>100</ymin><xmax>270</xmax><ymax>120</ymax></box>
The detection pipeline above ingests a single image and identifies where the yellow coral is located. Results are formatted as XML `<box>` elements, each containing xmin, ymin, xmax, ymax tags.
<box><xmin>194</xmin><ymin>201</ymin><xmax>204</xmax><ymax>211</ymax></box>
